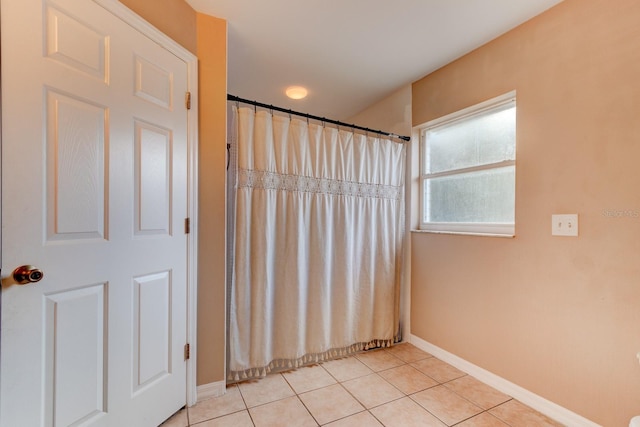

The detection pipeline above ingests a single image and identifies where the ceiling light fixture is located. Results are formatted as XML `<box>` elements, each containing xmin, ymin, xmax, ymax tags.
<box><xmin>285</xmin><ymin>86</ymin><xmax>308</xmax><ymax>100</ymax></box>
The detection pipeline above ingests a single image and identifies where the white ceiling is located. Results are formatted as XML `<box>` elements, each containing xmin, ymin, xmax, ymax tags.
<box><xmin>187</xmin><ymin>0</ymin><xmax>563</xmax><ymax>121</ymax></box>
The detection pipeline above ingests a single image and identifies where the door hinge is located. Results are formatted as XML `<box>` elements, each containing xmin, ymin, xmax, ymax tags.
<box><xmin>185</xmin><ymin>91</ymin><xmax>191</xmax><ymax>110</ymax></box>
<box><xmin>184</xmin><ymin>343</ymin><xmax>191</xmax><ymax>360</ymax></box>
<box><xmin>184</xmin><ymin>217</ymin><xmax>190</xmax><ymax>234</ymax></box>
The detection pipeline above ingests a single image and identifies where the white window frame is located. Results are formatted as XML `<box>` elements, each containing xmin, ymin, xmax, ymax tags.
<box><xmin>417</xmin><ymin>91</ymin><xmax>516</xmax><ymax>237</ymax></box>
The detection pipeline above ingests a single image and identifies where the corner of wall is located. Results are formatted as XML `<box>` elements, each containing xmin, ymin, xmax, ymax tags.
<box><xmin>195</xmin><ymin>12</ymin><xmax>228</xmax><ymax>386</ymax></box>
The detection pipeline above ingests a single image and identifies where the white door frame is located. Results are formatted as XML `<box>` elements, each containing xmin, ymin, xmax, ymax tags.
<box><xmin>92</xmin><ymin>0</ymin><xmax>199</xmax><ymax>406</ymax></box>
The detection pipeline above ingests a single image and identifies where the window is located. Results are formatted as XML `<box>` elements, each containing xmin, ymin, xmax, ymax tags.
<box><xmin>419</xmin><ymin>92</ymin><xmax>516</xmax><ymax>236</ymax></box>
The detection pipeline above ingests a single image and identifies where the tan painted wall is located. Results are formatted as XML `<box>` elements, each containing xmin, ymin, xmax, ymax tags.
<box><xmin>195</xmin><ymin>13</ymin><xmax>227</xmax><ymax>386</ymax></box>
<box><xmin>411</xmin><ymin>1</ymin><xmax>640</xmax><ymax>425</ymax></box>
<box><xmin>349</xmin><ymin>85</ymin><xmax>412</xmax><ymax>137</ymax></box>
<box><xmin>119</xmin><ymin>0</ymin><xmax>197</xmax><ymax>53</ymax></box>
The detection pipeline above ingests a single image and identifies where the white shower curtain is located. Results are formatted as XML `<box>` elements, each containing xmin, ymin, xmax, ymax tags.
<box><xmin>228</xmin><ymin>106</ymin><xmax>405</xmax><ymax>381</ymax></box>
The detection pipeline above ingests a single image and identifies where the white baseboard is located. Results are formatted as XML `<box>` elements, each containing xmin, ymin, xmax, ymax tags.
<box><xmin>196</xmin><ymin>380</ymin><xmax>227</xmax><ymax>403</ymax></box>
<box><xmin>409</xmin><ymin>335</ymin><xmax>601</xmax><ymax>427</ymax></box>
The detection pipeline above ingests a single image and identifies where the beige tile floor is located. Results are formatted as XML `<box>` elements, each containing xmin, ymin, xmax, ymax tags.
<box><xmin>161</xmin><ymin>344</ymin><xmax>564</xmax><ymax>427</ymax></box>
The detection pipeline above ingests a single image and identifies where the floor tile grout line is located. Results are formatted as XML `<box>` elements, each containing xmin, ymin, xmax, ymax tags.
<box><xmin>367</xmin><ymin>408</ymin><xmax>387</xmax><ymax>427</ymax></box>
<box><xmin>297</xmin><ymin>353</ymin><xmax>415</xmax><ymax>426</ymax></box>
<box><xmin>332</xmin><ymin>351</ymin><xmax>450</xmax><ymax>424</ymax></box>
<box><xmin>235</xmin><ymin>382</ymin><xmax>259</xmax><ymax>427</ymax></box>
<box><xmin>318</xmin><ymin>360</ymin><xmax>344</xmax><ymax>385</ymax></box>
<box><xmin>297</xmin><ymin>368</ymin><xmax>389</xmax><ymax>425</ymax></box>
<box><xmin>449</xmin><ymin>409</ymin><xmax>489</xmax><ymax>427</ymax></box>
<box><xmin>315</xmin><ymin>409</ymin><xmax>370</xmax><ymax>427</ymax></box>
<box><xmin>436</xmin><ymin>374</ymin><xmax>518</xmax><ymax>424</ymax></box>
<box><xmin>188</xmin><ymin>408</ymin><xmax>248</xmax><ymax>426</ymax></box>
<box><xmin>319</xmin><ymin>353</ymin><xmax>441</xmax><ymax>425</ymax></box>
<box><xmin>184</xmin><ymin>345</ymin><xmax>538</xmax><ymax>427</ymax></box>
<box><xmin>364</xmin><ymin>351</ymin><xmax>511</xmax><ymax>426</ymax></box>
<box><xmin>405</xmin><ymin>378</ymin><xmax>516</xmax><ymax>427</ymax></box>
<box><xmin>292</xmin><ymin>394</ymin><xmax>320</xmax><ymax>426</ymax></box>
<box><xmin>336</xmin><ymin>357</ymin><xmax>413</xmax><ymax>411</ymax></box>
<box><xmin>406</xmin><ymin>392</ymin><xmax>455</xmax><ymax>426</ymax></box>
<box><xmin>447</xmin><ymin>404</ymin><xmax>517</xmax><ymax>427</ymax></box>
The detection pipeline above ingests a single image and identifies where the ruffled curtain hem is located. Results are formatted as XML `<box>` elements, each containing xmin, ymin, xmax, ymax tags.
<box><xmin>227</xmin><ymin>337</ymin><xmax>395</xmax><ymax>383</ymax></box>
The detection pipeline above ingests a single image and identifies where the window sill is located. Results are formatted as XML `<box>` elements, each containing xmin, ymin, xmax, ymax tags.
<box><xmin>411</xmin><ymin>229</ymin><xmax>515</xmax><ymax>238</ymax></box>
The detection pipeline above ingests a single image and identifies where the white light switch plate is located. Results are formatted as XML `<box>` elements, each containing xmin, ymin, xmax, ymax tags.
<box><xmin>552</xmin><ymin>214</ymin><xmax>578</xmax><ymax>236</ymax></box>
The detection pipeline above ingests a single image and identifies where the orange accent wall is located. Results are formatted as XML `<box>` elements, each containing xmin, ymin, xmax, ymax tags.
<box><xmin>411</xmin><ymin>0</ymin><xmax>640</xmax><ymax>425</ymax></box>
<box><xmin>119</xmin><ymin>0</ymin><xmax>197</xmax><ymax>54</ymax></box>
<box><xmin>195</xmin><ymin>13</ymin><xmax>227</xmax><ymax>386</ymax></box>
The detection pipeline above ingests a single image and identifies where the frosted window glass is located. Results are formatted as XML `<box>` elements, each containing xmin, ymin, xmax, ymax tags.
<box><xmin>420</xmin><ymin>94</ymin><xmax>516</xmax><ymax>235</ymax></box>
<box><xmin>426</xmin><ymin>105</ymin><xmax>515</xmax><ymax>174</ymax></box>
<box><xmin>424</xmin><ymin>166</ymin><xmax>515</xmax><ymax>223</ymax></box>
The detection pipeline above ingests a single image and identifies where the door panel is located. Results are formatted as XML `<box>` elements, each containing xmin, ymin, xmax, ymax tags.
<box><xmin>134</xmin><ymin>56</ymin><xmax>174</xmax><ymax>110</ymax></box>
<box><xmin>45</xmin><ymin>4</ymin><xmax>109</xmax><ymax>82</ymax></box>
<box><xmin>44</xmin><ymin>283</ymin><xmax>108</xmax><ymax>427</ymax></box>
<box><xmin>133</xmin><ymin>271</ymin><xmax>172</xmax><ymax>392</ymax></box>
<box><xmin>1</xmin><ymin>0</ymin><xmax>191</xmax><ymax>425</ymax></box>
<box><xmin>135</xmin><ymin>121</ymin><xmax>172</xmax><ymax>236</ymax></box>
<box><xmin>46</xmin><ymin>90</ymin><xmax>108</xmax><ymax>241</ymax></box>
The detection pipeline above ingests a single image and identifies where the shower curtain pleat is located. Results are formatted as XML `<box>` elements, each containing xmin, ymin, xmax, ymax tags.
<box><xmin>228</xmin><ymin>106</ymin><xmax>405</xmax><ymax>381</ymax></box>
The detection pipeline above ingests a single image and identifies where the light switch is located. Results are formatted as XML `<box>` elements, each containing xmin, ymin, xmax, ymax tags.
<box><xmin>552</xmin><ymin>214</ymin><xmax>578</xmax><ymax>236</ymax></box>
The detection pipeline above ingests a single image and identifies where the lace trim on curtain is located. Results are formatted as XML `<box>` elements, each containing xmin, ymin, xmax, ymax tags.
<box><xmin>237</xmin><ymin>169</ymin><xmax>403</xmax><ymax>200</ymax></box>
<box><xmin>227</xmin><ymin>338</ymin><xmax>394</xmax><ymax>382</ymax></box>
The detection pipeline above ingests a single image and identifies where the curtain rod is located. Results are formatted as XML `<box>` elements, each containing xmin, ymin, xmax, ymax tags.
<box><xmin>227</xmin><ymin>94</ymin><xmax>411</xmax><ymax>142</ymax></box>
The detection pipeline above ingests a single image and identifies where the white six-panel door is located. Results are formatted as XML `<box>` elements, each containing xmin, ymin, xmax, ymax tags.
<box><xmin>0</xmin><ymin>0</ymin><xmax>195</xmax><ymax>425</ymax></box>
